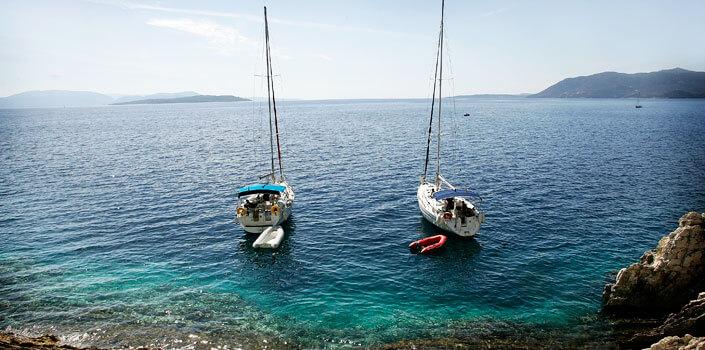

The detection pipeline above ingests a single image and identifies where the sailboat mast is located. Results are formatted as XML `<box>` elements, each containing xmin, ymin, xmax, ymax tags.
<box><xmin>435</xmin><ymin>0</ymin><xmax>445</xmax><ymax>187</ymax></box>
<box><xmin>264</xmin><ymin>7</ymin><xmax>275</xmax><ymax>182</ymax></box>
<box><xmin>264</xmin><ymin>7</ymin><xmax>284</xmax><ymax>181</ymax></box>
<box><xmin>422</xmin><ymin>22</ymin><xmax>442</xmax><ymax>181</ymax></box>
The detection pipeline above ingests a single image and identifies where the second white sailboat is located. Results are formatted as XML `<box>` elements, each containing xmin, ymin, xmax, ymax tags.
<box><xmin>417</xmin><ymin>0</ymin><xmax>485</xmax><ymax>237</ymax></box>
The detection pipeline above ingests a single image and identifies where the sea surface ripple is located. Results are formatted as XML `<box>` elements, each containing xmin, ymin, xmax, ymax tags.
<box><xmin>1</xmin><ymin>98</ymin><xmax>705</xmax><ymax>348</ymax></box>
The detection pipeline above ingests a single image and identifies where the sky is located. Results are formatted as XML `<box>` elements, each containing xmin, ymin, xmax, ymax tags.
<box><xmin>1</xmin><ymin>0</ymin><xmax>704</xmax><ymax>99</ymax></box>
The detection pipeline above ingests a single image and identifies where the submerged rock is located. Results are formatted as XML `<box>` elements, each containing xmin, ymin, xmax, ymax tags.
<box><xmin>603</xmin><ymin>212</ymin><xmax>705</xmax><ymax>315</ymax></box>
<box><xmin>0</xmin><ymin>332</ymin><xmax>80</xmax><ymax>349</ymax></box>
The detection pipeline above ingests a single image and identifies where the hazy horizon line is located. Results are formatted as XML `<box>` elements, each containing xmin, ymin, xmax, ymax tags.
<box><xmin>0</xmin><ymin>89</ymin><xmax>537</xmax><ymax>100</ymax></box>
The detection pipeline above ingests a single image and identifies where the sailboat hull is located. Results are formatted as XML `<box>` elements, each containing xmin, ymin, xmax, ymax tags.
<box><xmin>236</xmin><ymin>182</ymin><xmax>294</xmax><ymax>234</ymax></box>
<box><xmin>417</xmin><ymin>182</ymin><xmax>483</xmax><ymax>237</ymax></box>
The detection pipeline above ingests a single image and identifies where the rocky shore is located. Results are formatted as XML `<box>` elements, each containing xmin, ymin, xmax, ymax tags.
<box><xmin>603</xmin><ymin>211</ymin><xmax>705</xmax><ymax>349</ymax></box>
<box><xmin>0</xmin><ymin>332</ymin><xmax>87</xmax><ymax>349</ymax></box>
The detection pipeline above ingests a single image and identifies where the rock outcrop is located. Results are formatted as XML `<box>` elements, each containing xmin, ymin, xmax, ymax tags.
<box><xmin>603</xmin><ymin>212</ymin><xmax>705</xmax><ymax>315</ymax></box>
<box><xmin>647</xmin><ymin>334</ymin><xmax>705</xmax><ymax>350</ymax></box>
<box><xmin>632</xmin><ymin>292</ymin><xmax>705</xmax><ymax>346</ymax></box>
<box><xmin>0</xmin><ymin>332</ymin><xmax>82</xmax><ymax>349</ymax></box>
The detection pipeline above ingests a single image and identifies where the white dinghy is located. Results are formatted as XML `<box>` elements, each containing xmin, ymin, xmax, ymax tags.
<box><xmin>417</xmin><ymin>0</ymin><xmax>485</xmax><ymax>237</ymax></box>
<box><xmin>253</xmin><ymin>225</ymin><xmax>285</xmax><ymax>249</ymax></box>
<box><xmin>235</xmin><ymin>7</ymin><xmax>294</xmax><ymax>239</ymax></box>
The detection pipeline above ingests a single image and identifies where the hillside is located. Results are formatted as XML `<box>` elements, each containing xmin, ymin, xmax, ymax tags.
<box><xmin>0</xmin><ymin>90</ymin><xmax>114</xmax><ymax>108</ymax></box>
<box><xmin>112</xmin><ymin>91</ymin><xmax>199</xmax><ymax>104</ymax></box>
<box><xmin>111</xmin><ymin>95</ymin><xmax>249</xmax><ymax>105</ymax></box>
<box><xmin>532</xmin><ymin>68</ymin><xmax>705</xmax><ymax>98</ymax></box>
<box><xmin>455</xmin><ymin>94</ymin><xmax>531</xmax><ymax>99</ymax></box>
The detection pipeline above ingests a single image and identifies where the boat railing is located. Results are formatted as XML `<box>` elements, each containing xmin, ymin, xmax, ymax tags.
<box><xmin>258</xmin><ymin>172</ymin><xmax>274</xmax><ymax>181</ymax></box>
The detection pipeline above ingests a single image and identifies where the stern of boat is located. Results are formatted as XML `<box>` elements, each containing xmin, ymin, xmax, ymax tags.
<box><xmin>417</xmin><ymin>182</ymin><xmax>484</xmax><ymax>237</ymax></box>
<box><xmin>236</xmin><ymin>203</ymin><xmax>287</xmax><ymax>234</ymax></box>
<box><xmin>235</xmin><ymin>182</ymin><xmax>293</xmax><ymax>234</ymax></box>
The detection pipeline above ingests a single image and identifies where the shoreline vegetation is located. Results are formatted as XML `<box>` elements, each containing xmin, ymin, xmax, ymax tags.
<box><xmin>1</xmin><ymin>68</ymin><xmax>704</xmax><ymax>108</ymax></box>
<box><xmin>3</xmin><ymin>212</ymin><xmax>704</xmax><ymax>349</ymax></box>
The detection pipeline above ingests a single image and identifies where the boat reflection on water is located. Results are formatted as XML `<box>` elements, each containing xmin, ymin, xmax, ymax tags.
<box><xmin>414</xmin><ymin>216</ymin><xmax>482</xmax><ymax>259</ymax></box>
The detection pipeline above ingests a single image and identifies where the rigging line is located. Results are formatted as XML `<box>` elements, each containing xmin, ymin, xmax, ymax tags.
<box><xmin>258</xmin><ymin>73</ymin><xmax>266</xmax><ymax>172</ymax></box>
<box><xmin>444</xmin><ymin>30</ymin><xmax>460</xmax><ymax>171</ymax></box>
<box><xmin>251</xmin><ymin>54</ymin><xmax>257</xmax><ymax>164</ymax></box>
<box><xmin>266</xmin><ymin>8</ymin><xmax>285</xmax><ymax>181</ymax></box>
<box><xmin>274</xmin><ymin>61</ymin><xmax>288</xmax><ymax>171</ymax></box>
<box><xmin>420</xmin><ymin>59</ymin><xmax>436</xmax><ymax>165</ymax></box>
<box><xmin>251</xmin><ymin>21</ymin><xmax>265</xmax><ymax>177</ymax></box>
<box><xmin>423</xmin><ymin>19</ymin><xmax>442</xmax><ymax>181</ymax></box>
<box><xmin>436</xmin><ymin>0</ymin><xmax>445</xmax><ymax>187</ymax></box>
<box><xmin>264</xmin><ymin>6</ymin><xmax>276</xmax><ymax>182</ymax></box>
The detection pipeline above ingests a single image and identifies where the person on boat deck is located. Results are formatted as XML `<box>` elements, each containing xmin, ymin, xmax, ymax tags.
<box><xmin>445</xmin><ymin>198</ymin><xmax>455</xmax><ymax>210</ymax></box>
<box><xmin>461</xmin><ymin>203</ymin><xmax>475</xmax><ymax>218</ymax></box>
<box><xmin>467</xmin><ymin>207</ymin><xmax>476</xmax><ymax>217</ymax></box>
<box><xmin>456</xmin><ymin>201</ymin><xmax>469</xmax><ymax>224</ymax></box>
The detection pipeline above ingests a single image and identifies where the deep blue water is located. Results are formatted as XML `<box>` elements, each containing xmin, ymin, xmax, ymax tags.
<box><xmin>1</xmin><ymin>98</ymin><xmax>704</xmax><ymax>348</ymax></box>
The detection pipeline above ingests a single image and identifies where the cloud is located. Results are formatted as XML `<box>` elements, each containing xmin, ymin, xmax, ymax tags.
<box><xmin>85</xmin><ymin>0</ymin><xmax>415</xmax><ymax>37</ymax></box>
<box><xmin>481</xmin><ymin>7</ymin><xmax>509</xmax><ymax>17</ymax></box>
<box><xmin>95</xmin><ymin>0</ymin><xmax>262</xmax><ymax>22</ymax></box>
<box><xmin>146</xmin><ymin>18</ymin><xmax>254</xmax><ymax>53</ymax></box>
<box><xmin>317</xmin><ymin>54</ymin><xmax>333</xmax><ymax>61</ymax></box>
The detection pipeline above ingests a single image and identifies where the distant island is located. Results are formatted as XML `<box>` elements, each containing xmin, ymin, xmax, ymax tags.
<box><xmin>3</xmin><ymin>67</ymin><xmax>704</xmax><ymax>108</ymax></box>
<box><xmin>0</xmin><ymin>90</ymin><xmax>249</xmax><ymax>108</ymax></box>
<box><xmin>112</xmin><ymin>91</ymin><xmax>200</xmax><ymax>104</ymax></box>
<box><xmin>111</xmin><ymin>95</ymin><xmax>249</xmax><ymax>105</ymax></box>
<box><xmin>532</xmin><ymin>68</ymin><xmax>705</xmax><ymax>98</ymax></box>
<box><xmin>454</xmin><ymin>93</ymin><xmax>531</xmax><ymax>99</ymax></box>
<box><xmin>0</xmin><ymin>90</ymin><xmax>114</xmax><ymax>108</ymax></box>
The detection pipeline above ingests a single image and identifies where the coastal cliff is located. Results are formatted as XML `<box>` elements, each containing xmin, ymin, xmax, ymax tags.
<box><xmin>603</xmin><ymin>212</ymin><xmax>705</xmax><ymax>348</ymax></box>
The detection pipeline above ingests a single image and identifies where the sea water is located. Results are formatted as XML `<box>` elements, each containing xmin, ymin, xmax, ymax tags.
<box><xmin>1</xmin><ymin>98</ymin><xmax>704</xmax><ymax>348</ymax></box>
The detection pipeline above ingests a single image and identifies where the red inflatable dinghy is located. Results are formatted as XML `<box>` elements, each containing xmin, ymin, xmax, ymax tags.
<box><xmin>409</xmin><ymin>235</ymin><xmax>447</xmax><ymax>254</ymax></box>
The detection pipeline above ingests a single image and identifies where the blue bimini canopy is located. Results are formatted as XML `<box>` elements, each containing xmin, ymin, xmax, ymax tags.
<box><xmin>237</xmin><ymin>184</ymin><xmax>286</xmax><ymax>197</ymax></box>
<box><xmin>433</xmin><ymin>189</ymin><xmax>482</xmax><ymax>201</ymax></box>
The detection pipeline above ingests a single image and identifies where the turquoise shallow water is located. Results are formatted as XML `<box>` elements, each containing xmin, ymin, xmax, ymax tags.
<box><xmin>1</xmin><ymin>98</ymin><xmax>705</xmax><ymax>348</ymax></box>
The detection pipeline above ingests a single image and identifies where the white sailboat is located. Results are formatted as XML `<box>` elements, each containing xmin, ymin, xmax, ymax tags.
<box><xmin>236</xmin><ymin>7</ymin><xmax>294</xmax><ymax>237</ymax></box>
<box><xmin>417</xmin><ymin>0</ymin><xmax>485</xmax><ymax>237</ymax></box>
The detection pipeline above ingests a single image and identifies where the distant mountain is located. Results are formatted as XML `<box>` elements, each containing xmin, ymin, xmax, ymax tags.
<box><xmin>112</xmin><ymin>91</ymin><xmax>199</xmax><ymax>104</ymax></box>
<box><xmin>0</xmin><ymin>90</ymin><xmax>114</xmax><ymax>108</ymax></box>
<box><xmin>455</xmin><ymin>93</ymin><xmax>531</xmax><ymax>98</ymax></box>
<box><xmin>532</xmin><ymin>68</ymin><xmax>705</xmax><ymax>98</ymax></box>
<box><xmin>111</xmin><ymin>95</ymin><xmax>249</xmax><ymax>105</ymax></box>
